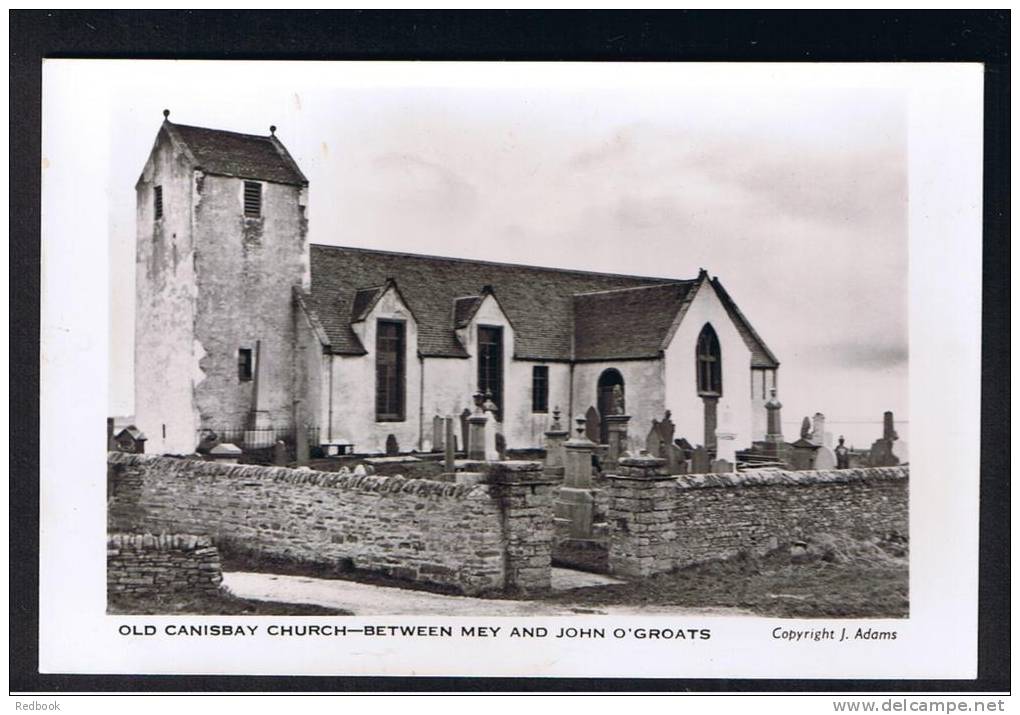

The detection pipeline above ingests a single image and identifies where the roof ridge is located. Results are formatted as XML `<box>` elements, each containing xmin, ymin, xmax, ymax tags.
<box><xmin>572</xmin><ymin>282</ymin><xmax>692</xmax><ymax>298</ymax></box>
<box><xmin>170</xmin><ymin>122</ymin><xmax>274</xmax><ymax>142</ymax></box>
<box><xmin>309</xmin><ymin>243</ymin><xmax>685</xmax><ymax>283</ymax></box>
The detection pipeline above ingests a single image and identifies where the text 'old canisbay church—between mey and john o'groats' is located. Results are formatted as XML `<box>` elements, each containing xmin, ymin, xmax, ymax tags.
<box><xmin>133</xmin><ymin>112</ymin><xmax>781</xmax><ymax>460</ymax></box>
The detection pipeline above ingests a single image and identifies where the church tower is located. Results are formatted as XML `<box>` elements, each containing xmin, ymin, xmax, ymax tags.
<box><xmin>134</xmin><ymin>111</ymin><xmax>309</xmax><ymax>454</ymax></box>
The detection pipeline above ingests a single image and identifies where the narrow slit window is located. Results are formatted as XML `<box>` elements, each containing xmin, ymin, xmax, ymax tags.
<box><xmin>532</xmin><ymin>365</ymin><xmax>549</xmax><ymax>413</ymax></box>
<box><xmin>243</xmin><ymin>181</ymin><xmax>262</xmax><ymax>217</ymax></box>
<box><xmin>238</xmin><ymin>348</ymin><xmax>253</xmax><ymax>381</ymax></box>
<box><xmin>153</xmin><ymin>185</ymin><xmax>163</xmax><ymax>220</ymax></box>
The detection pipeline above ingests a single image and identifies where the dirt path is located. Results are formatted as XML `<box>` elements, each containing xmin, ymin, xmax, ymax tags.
<box><xmin>222</xmin><ymin>571</ymin><xmax>754</xmax><ymax>617</ymax></box>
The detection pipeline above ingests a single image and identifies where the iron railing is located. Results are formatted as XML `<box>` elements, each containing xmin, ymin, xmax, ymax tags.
<box><xmin>197</xmin><ymin>426</ymin><xmax>321</xmax><ymax>453</ymax></box>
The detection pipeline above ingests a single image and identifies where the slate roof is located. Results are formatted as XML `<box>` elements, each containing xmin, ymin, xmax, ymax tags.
<box><xmin>351</xmin><ymin>286</ymin><xmax>385</xmax><ymax>322</ymax></box>
<box><xmin>305</xmin><ymin>245</ymin><xmax>778</xmax><ymax>367</ymax></box>
<box><xmin>163</xmin><ymin>121</ymin><xmax>308</xmax><ymax>186</ymax></box>
<box><xmin>573</xmin><ymin>283</ymin><xmax>696</xmax><ymax>360</ymax></box>
<box><xmin>453</xmin><ymin>296</ymin><xmax>483</xmax><ymax>328</ymax></box>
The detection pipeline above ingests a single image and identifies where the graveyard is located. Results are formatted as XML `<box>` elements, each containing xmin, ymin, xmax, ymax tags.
<box><xmin>107</xmin><ymin>395</ymin><xmax>908</xmax><ymax>617</ymax></box>
<box><xmin>109</xmin><ymin>114</ymin><xmax>909</xmax><ymax>617</ymax></box>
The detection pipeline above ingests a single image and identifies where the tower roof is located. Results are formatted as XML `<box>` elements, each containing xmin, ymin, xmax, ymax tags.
<box><xmin>163</xmin><ymin>120</ymin><xmax>307</xmax><ymax>186</ymax></box>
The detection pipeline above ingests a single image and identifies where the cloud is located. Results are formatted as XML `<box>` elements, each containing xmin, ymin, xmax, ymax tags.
<box><xmin>371</xmin><ymin>152</ymin><xmax>479</xmax><ymax>216</ymax></box>
<box><xmin>802</xmin><ymin>339</ymin><xmax>909</xmax><ymax>370</ymax></box>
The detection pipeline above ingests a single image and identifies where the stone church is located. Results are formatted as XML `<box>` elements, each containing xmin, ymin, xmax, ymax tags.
<box><xmin>134</xmin><ymin>115</ymin><xmax>780</xmax><ymax>457</ymax></box>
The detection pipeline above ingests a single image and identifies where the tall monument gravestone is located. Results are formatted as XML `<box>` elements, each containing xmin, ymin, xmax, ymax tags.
<box><xmin>868</xmin><ymin>411</ymin><xmax>901</xmax><ymax>467</ymax></box>
<box><xmin>555</xmin><ymin>416</ymin><xmax>597</xmax><ymax>540</ymax></box>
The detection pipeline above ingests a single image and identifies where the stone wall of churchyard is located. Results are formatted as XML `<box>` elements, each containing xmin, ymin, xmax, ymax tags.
<box><xmin>107</xmin><ymin>533</ymin><xmax>223</xmax><ymax>597</ymax></box>
<box><xmin>608</xmin><ymin>461</ymin><xmax>908</xmax><ymax>578</ymax></box>
<box><xmin>107</xmin><ymin>453</ymin><xmax>553</xmax><ymax>594</ymax></box>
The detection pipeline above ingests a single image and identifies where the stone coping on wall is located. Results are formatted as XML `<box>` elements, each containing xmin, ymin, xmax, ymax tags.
<box><xmin>108</xmin><ymin>452</ymin><xmax>488</xmax><ymax>498</ymax></box>
<box><xmin>673</xmin><ymin>466</ymin><xmax>908</xmax><ymax>491</ymax></box>
<box><xmin>107</xmin><ymin>532</ymin><xmax>216</xmax><ymax>551</ymax></box>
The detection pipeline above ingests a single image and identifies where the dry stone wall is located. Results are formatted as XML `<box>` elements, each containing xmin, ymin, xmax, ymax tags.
<box><xmin>608</xmin><ymin>464</ymin><xmax>908</xmax><ymax>578</ymax></box>
<box><xmin>107</xmin><ymin>533</ymin><xmax>223</xmax><ymax>597</ymax></box>
<box><xmin>108</xmin><ymin>453</ymin><xmax>553</xmax><ymax>594</ymax></box>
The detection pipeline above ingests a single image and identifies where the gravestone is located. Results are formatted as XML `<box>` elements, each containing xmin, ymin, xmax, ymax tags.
<box><xmin>790</xmin><ymin>438</ymin><xmax>820</xmax><ymax>471</ymax></box>
<box><xmin>584</xmin><ymin>406</ymin><xmax>601</xmax><ymax>444</ymax></box>
<box><xmin>800</xmin><ymin>416</ymin><xmax>812</xmax><ymax>440</ymax></box>
<box><xmin>811</xmin><ymin>412</ymin><xmax>829</xmax><ymax>447</ymax></box>
<box><xmin>711</xmin><ymin>458</ymin><xmax>734</xmax><ymax>474</ymax></box>
<box><xmin>765</xmin><ymin>388</ymin><xmax>784</xmax><ymax>443</ymax></box>
<box><xmin>868</xmin><ymin>411</ymin><xmax>900</xmax><ymax>467</ymax></box>
<box><xmin>432</xmin><ymin>415</ymin><xmax>444</xmax><ymax>452</ymax></box>
<box><xmin>666</xmin><ymin>443</ymin><xmax>687</xmax><ymax>474</ymax></box>
<box><xmin>892</xmin><ymin>439</ymin><xmax>909</xmax><ymax>464</ymax></box>
<box><xmin>675</xmin><ymin>437</ymin><xmax>694</xmax><ymax>460</ymax></box>
<box><xmin>444</xmin><ymin>418</ymin><xmax>456</xmax><ymax>472</ymax></box>
<box><xmin>835</xmin><ymin>436</ymin><xmax>851</xmax><ymax>469</ymax></box>
<box><xmin>691</xmin><ymin>445</ymin><xmax>711</xmax><ymax>474</ymax></box>
<box><xmin>208</xmin><ymin>442</ymin><xmax>242</xmax><ymax>464</ymax></box>
<box><xmin>646</xmin><ymin>419</ymin><xmax>665</xmax><ymax>457</ymax></box>
<box><xmin>468</xmin><ymin>414</ymin><xmax>488</xmax><ymax>461</ymax></box>
<box><xmin>543</xmin><ymin>407</ymin><xmax>569</xmax><ymax>476</ymax></box>
<box><xmin>272</xmin><ymin>440</ymin><xmax>288</xmax><ymax>466</ymax></box>
<box><xmin>460</xmin><ymin>408</ymin><xmax>471</xmax><ymax>456</ymax></box>
<box><xmin>813</xmin><ymin>445</ymin><xmax>837</xmax><ymax>470</ymax></box>
<box><xmin>295</xmin><ymin>422</ymin><xmax>309</xmax><ymax>465</ymax></box>
<box><xmin>385</xmin><ymin>434</ymin><xmax>399</xmax><ymax>456</ymax></box>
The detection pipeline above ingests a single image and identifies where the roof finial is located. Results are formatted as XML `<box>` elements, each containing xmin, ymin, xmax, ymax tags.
<box><xmin>162</xmin><ymin>109</ymin><xmax>170</xmax><ymax>119</ymax></box>
<box><xmin>269</xmin><ymin>125</ymin><xmax>277</xmax><ymax>135</ymax></box>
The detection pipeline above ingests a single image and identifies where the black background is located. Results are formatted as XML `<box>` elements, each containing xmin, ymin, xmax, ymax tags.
<box><xmin>9</xmin><ymin>10</ymin><xmax>1010</xmax><ymax>693</ymax></box>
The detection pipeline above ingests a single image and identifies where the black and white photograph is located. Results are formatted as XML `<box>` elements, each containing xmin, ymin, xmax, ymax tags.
<box><xmin>34</xmin><ymin>58</ymin><xmax>986</xmax><ymax>681</ymax></box>
<box><xmin>105</xmin><ymin>65</ymin><xmax>912</xmax><ymax>620</ymax></box>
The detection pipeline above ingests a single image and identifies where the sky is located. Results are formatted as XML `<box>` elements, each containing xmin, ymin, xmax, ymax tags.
<box><xmin>103</xmin><ymin>62</ymin><xmax>908</xmax><ymax>447</ymax></box>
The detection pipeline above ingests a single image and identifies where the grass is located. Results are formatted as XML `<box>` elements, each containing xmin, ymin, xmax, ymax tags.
<box><xmin>108</xmin><ymin>589</ymin><xmax>352</xmax><ymax>615</ymax></box>
<box><xmin>543</xmin><ymin>533</ymin><xmax>909</xmax><ymax>618</ymax></box>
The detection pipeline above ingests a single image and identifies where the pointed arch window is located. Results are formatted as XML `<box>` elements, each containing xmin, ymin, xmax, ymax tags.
<box><xmin>696</xmin><ymin>324</ymin><xmax>722</xmax><ymax>396</ymax></box>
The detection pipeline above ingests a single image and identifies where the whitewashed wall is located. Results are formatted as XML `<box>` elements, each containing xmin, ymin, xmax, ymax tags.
<box><xmin>663</xmin><ymin>281</ymin><xmax>755</xmax><ymax>451</ymax></box>
<box><xmin>571</xmin><ymin>359</ymin><xmax>666</xmax><ymax>448</ymax></box>
<box><xmin>326</xmin><ymin>286</ymin><xmax>421</xmax><ymax>454</ymax></box>
<box><xmin>134</xmin><ymin>131</ymin><xmax>200</xmax><ymax>455</ymax></box>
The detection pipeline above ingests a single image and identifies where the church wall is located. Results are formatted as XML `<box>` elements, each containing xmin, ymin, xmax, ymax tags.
<box><xmin>191</xmin><ymin>175</ymin><xmax>308</xmax><ymax>434</ymax></box>
<box><xmin>327</xmin><ymin>288</ymin><xmax>422</xmax><ymax>454</ymax></box>
<box><xmin>458</xmin><ymin>295</ymin><xmax>518</xmax><ymax>446</ymax></box>
<box><xmin>134</xmin><ymin>130</ymin><xmax>201</xmax><ymax>455</ymax></box>
<box><xmin>571</xmin><ymin>359</ymin><xmax>666</xmax><ymax>447</ymax></box>
<box><xmin>663</xmin><ymin>281</ymin><xmax>755</xmax><ymax>451</ymax></box>
<box><xmin>505</xmin><ymin>361</ymin><xmax>572</xmax><ymax>449</ymax></box>
<box><xmin>750</xmin><ymin>367</ymin><xmax>778</xmax><ymax>441</ymax></box>
<box><xmin>418</xmin><ymin>358</ymin><xmax>570</xmax><ymax>452</ymax></box>
<box><xmin>293</xmin><ymin>303</ymin><xmax>324</xmax><ymax>441</ymax></box>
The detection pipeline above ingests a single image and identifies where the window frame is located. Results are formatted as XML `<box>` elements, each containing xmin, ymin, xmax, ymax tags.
<box><xmin>696</xmin><ymin>324</ymin><xmax>722</xmax><ymax>397</ymax></box>
<box><xmin>531</xmin><ymin>365</ymin><xmax>549</xmax><ymax>413</ymax></box>
<box><xmin>243</xmin><ymin>180</ymin><xmax>262</xmax><ymax>218</ymax></box>
<box><xmin>237</xmin><ymin>348</ymin><xmax>254</xmax><ymax>382</ymax></box>
<box><xmin>153</xmin><ymin>185</ymin><xmax>163</xmax><ymax>220</ymax></box>
<box><xmin>375</xmin><ymin>319</ymin><xmax>406</xmax><ymax>422</ymax></box>
<box><xmin>476</xmin><ymin>325</ymin><xmax>504</xmax><ymax>420</ymax></box>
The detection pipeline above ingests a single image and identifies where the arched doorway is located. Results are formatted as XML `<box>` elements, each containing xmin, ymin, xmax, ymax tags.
<box><xmin>596</xmin><ymin>368</ymin><xmax>625</xmax><ymax>444</ymax></box>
